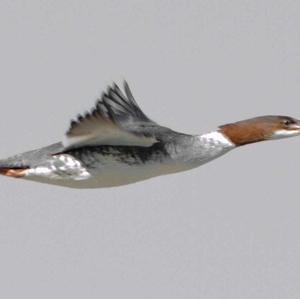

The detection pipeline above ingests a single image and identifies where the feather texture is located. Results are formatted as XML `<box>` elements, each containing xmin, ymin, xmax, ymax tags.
<box><xmin>64</xmin><ymin>82</ymin><xmax>158</xmax><ymax>149</ymax></box>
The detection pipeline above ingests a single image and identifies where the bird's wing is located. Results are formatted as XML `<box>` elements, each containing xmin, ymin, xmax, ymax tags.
<box><xmin>63</xmin><ymin>81</ymin><xmax>160</xmax><ymax>149</ymax></box>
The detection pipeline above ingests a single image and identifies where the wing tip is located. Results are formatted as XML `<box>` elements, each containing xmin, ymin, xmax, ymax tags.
<box><xmin>64</xmin><ymin>79</ymin><xmax>156</xmax><ymax>149</ymax></box>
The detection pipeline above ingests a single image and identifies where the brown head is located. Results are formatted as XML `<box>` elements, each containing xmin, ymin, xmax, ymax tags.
<box><xmin>219</xmin><ymin>115</ymin><xmax>300</xmax><ymax>146</ymax></box>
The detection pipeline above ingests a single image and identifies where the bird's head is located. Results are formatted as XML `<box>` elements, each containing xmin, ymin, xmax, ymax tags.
<box><xmin>219</xmin><ymin>115</ymin><xmax>300</xmax><ymax>146</ymax></box>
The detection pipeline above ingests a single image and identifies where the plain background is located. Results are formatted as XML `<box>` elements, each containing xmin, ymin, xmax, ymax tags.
<box><xmin>0</xmin><ymin>1</ymin><xmax>300</xmax><ymax>298</ymax></box>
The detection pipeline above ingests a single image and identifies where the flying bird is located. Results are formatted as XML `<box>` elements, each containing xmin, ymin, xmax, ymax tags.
<box><xmin>1</xmin><ymin>81</ymin><xmax>300</xmax><ymax>188</ymax></box>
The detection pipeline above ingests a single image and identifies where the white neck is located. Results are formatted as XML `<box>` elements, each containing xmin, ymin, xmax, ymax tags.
<box><xmin>182</xmin><ymin>130</ymin><xmax>235</xmax><ymax>168</ymax></box>
<box><xmin>199</xmin><ymin>130</ymin><xmax>235</xmax><ymax>147</ymax></box>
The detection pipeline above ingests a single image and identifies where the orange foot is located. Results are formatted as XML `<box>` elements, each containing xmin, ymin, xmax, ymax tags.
<box><xmin>0</xmin><ymin>168</ymin><xmax>29</xmax><ymax>178</ymax></box>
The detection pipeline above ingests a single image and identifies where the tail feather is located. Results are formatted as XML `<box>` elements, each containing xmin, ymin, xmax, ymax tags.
<box><xmin>0</xmin><ymin>167</ymin><xmax>29</xmax><ymax>178</ymax></box>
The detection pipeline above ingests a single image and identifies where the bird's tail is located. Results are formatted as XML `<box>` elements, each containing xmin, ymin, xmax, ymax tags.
<box><xmin>0</xmin><ymin>166</ymin><xmax>29</xmax><ymax>178</ymax></box>
<box><xmin>0</xmin><ymin>156</ymin><xmax>30</xmax><ymax>178</ymax></box>
<box><xmin>0</xmin><ymin>142</ymin><xmax>63</xmax><ymax>179</ymax></box>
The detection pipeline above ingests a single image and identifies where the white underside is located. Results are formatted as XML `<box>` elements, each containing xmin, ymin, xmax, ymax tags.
<box><xmin>21</xmin><ymin>130</ymin><xmax>234</xmax><ymax>189</ymax></box>
<box><xmin>24</xmin><ymin>160</ymin><xmax>192</xmax><ymax>189</ymax></box>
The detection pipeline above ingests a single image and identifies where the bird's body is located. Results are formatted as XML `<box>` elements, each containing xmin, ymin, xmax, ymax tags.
<box><xmin>1</xmin><ymin>131</ymin><xmax>233</xmax><ymax>188</ymax></box>
<box><xmin>1</xmin><ymin>81</ymin><xmax>300</xmax><ymax>188</ymax></box>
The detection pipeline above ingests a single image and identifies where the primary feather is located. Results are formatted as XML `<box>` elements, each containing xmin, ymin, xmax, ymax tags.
<box><xmin>64</xmin><ymin>82</ymin><xmax>158</xmax><ymax>150</ymax></box>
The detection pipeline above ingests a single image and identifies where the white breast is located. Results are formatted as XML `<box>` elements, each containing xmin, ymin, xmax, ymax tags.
<box><xmin>24</xmin><ymin>158</ymin><xmax>186</xmax><ymax>189</ymax></box>
<box><xmin>23</xmin><ymin>131</ymin><xmax>235</xmax><ymax>189</ymax></box>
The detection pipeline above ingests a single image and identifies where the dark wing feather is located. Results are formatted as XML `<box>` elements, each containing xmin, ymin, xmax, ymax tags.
<box><xmin>63</xmin><ymin>81</ymin><xmax>158</xmax><ymax>149</ymax></box>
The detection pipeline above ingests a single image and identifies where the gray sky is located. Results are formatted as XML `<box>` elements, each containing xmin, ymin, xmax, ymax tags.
<box><xmin>0</xmin><ymin>1</ymin><xmax>300</xmax><ymax>298</ymax></box>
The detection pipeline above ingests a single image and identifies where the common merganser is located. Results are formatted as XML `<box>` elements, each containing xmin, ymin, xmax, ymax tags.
<box><xmin>1</xmin><ymin>81</ymin><xmax>300</xmax><ymax>189</ymax></box>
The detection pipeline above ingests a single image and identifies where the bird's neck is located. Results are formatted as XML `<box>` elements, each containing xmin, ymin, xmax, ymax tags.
<box><xmin>173</xmin><ymin>131</ymin><xmax>234</xmax><ymax>169</ymax></box>
<box><xmin>198</xmin><ymin>131</ymin><xmax>235</xmax><ymax>148</ymax></box>
<box><xmin>219</xmin><ymin>119</ymin><xmax>273</xmax><ymax>146</ymax></box>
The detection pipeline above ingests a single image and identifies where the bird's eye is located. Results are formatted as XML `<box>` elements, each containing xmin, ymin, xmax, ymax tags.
<box><xmin>283</xmin><ymin>119</ymin><xmax>293</xmax><ymax>126</ymax></box>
